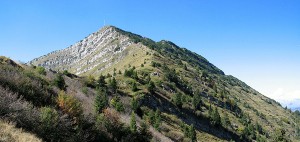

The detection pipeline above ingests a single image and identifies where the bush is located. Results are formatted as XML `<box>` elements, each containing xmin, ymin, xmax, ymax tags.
<box><xmin>110</xmin><ymin>96</ymin><xmax>124</xmax><ymax>112</ymax></box>
<box><xmin>81</xmin><ymin>87</ymin><xmax>88</xmax><ymax>95</ymax></box>
<box><xmin>53</xmin><ymin>74</ymin><xmax>65</xmax><ymax>90</ymax></box>
<box><xmin>151</xmin><ymin>61</ymin><xmax>161</xmax><ymax>67</ymax></box>
<box><xmin>57</xmin><ymin>91</ymin><xmax>83</xmax><ymax>120</ymax></box>
<box><xmin>36</xmin><ymin>66</ymin><xmax>46</xmax><ymax>75</ymax></box>
<box><xmin>40</xmin><ymin>107</ymin><xmax>59</xmax><ymax>140</ymax></box>
<box><xmin>63</xmin><ymin>70</ymin><xmax>72</xmax><ymax>77</ymax></box>
<box><xmin>96</xmin><ymin>108</ymin><xmax>125</xmax><ymax>141</ymax></box>
<box><xmin>85</xmin><ymin>75</ymin><xmax>96</xmax><ymax>87</ymax></box>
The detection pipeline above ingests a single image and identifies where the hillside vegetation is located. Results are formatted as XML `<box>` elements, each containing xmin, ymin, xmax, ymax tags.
<box><xmin>0</xmin><ymin>121</ymin><xmax>41</xmax><ymax>142</ymax></box>
<box><xmin>1</xmin><ymin>26</ymin><xmax>300</xmax><ymax>142</ymax></box>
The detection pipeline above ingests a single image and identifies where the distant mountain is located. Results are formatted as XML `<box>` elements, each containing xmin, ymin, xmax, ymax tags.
<box><xmin>1</xmin><ymin>26</ymin><xmax>299</xmax><ymax>142</ymax></box>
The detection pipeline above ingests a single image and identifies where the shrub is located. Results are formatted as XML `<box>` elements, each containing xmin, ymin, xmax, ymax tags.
<box><xmin>151</xmin><ymin>61</ymin><xmax>161</xmax><ymax>67</ymax></box>
<box><xmin>85</xmin><ymin>75</ymin><xmax>96</xmax><ymax>87</ymax></box>
<box><xmin>57</xmin><ymin>91</ymin><xmax>83</xmax><ymax>120</ymax></box>
<box><xmin>40</xmin><ymin>107</ymin><xmax>59</xmax><ymax>140</ymax></box>
<box><xmin>36</xmin><ymin>66</ymin><xmax>46</xmax><ymax>75</ymax></box>
<box><xmin>53</xmin><ymin>74</ymin><xmax>65</xmax><ymax>90</ymax></box>
<box><xmin>96</xmin><ymin>108</ymin><xmax>125</xmax><ymax>141</ymax></box>
<box><xmin>63</xmin><ymin>70</ymin><xmax>72</xmax><ymax>77</ymax></box>
<box><xmin>81</xmin><ymin>87</ymin><xmax>88</xmax><ymax>95</ymax></box>
<box><xmin>110</xmin><ymin>96</ymin><xmax>124</xmax><ymax>112</ymax></box>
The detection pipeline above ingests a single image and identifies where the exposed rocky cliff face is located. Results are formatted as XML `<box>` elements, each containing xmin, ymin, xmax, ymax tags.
<box><xmin>29</xmin><ymin>26</ymin><xmax>134</xmax><ymax>75</ymax></box>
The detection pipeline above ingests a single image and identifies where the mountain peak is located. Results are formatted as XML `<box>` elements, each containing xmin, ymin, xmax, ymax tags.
<box><xmin>29</xmin><ymin>26</ymin><xmax>141</xmax><ymax>75</ymax></box>
<box><xmin>29</xmin><ymin>26</ymin><xmax>224</xmax><ymax>76</ymax></box>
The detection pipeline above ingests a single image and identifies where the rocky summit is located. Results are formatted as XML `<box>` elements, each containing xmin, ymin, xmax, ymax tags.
<box><xmin>30</xmin><ymin>26</ymin><xmax>141</xmax><ymax>75</ymax></box>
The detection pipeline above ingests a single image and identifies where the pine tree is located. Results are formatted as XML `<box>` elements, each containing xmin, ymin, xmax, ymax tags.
<box><xmin>133</xmin><ymin>71</ymin><xmax>138</xmax><ymax>80</ymax></box>
<box><xmin>147</xmin><ymin>81</ymin><xmax>155</xmax><ymax>94</ymax></box>
<box><xmin>173</xmin><ymin>93</ymin><xmax>183</xmax><ymax>107</ymax></box>
<box><xmin>148</xmin><ymin>110</ymin><xmax>155</xmax><ymax>125</ymax></box>
<box><xmin>192</xmin><ymin>90</ymin><xmax>201</xmax><ymax>110</ymax></box>
<box><xmin>109</xmin><ymin>77</ymin><xmax>117</xmax><ymax>93</ymax></box>
<box><xmin>222</xmin><ymin>112</ymin><xmax>231</xmax><ymax>128</ymax></box>
<box><xmin>188</xmin><ymin>124</ymin><xmax>196</xmax><ymax>142</ymax></box>
<box><xmin>132</xmin><ymin>81</ymin><xmax>138</xmax><ymax>92</ymax></box>
<box><xmin>94</xmin><ymin>88</ymin><xmax>108</xmax><ymax>113</ymax></box>
<box><xmin>154</xmin><ymin>109</ymin><xmax>161</xmax><ymax>130</ymax></box>
<box><xmin>145</xmin><ymin>74</ymin><xmax>151</xmax><ymax>83</ymax></box>
<box><xmin>130</xmin><ymin>112</ymin><xmax>137</xmax><ymax>133</ymax></box>
<box><xmin>97</xmin><ymin>74</ymin><xmax>106</xmax><ymax>88</ymax></box>
<box><xmin>212</xmin><ymin>107</ymin><xmax>221</xmax><ymax>126</ymax></box>
<box><xmin>131</xmin><ymin>97</ymin><xmax>138</xmax><ymax>112</ymax></box>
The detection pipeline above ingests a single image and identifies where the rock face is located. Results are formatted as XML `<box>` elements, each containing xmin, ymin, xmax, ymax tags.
<box><xmin>29</xmin><ymin>26</ymin><xmax>134</xmax><ymax>75</ymax></box>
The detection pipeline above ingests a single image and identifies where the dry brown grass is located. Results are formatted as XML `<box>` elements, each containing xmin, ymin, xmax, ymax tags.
<box><xmin>0</xmin><ymin>121</ymin><xmax>42</xmax><ymax>142</ymax></box>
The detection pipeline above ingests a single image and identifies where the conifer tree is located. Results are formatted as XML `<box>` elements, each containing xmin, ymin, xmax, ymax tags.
<box><xmin>192</xmin><ymin>90</ymin><xmax>201</xmax><ymax>110</ymax></box>
<box><xmin>131</xmin><ymin>97</ymin><xmax>138</xmax><ymax>112</ymax></box>
<box><xmin>94</xmin><ymin>88</ymin><xmax>108</xmax><ymax>113</ymax></box>
<box><xmin>147</xmin><ymin>81</ymin><xmax>155</xmax><ymax>94</ymax></box>
<box><xmin>173</xmin><ymin>92</ymin><xmax>183</xmax><ymax>107</ymax></box>
<box><xmin>213</xmin><ymin>107</ymin><xmax>221</xmax><ymax>126</ymax></box>
<box><xmin>132</xmin><ymin>81</ymin><xmax>138</xmax><ymax>92</ymax></box>
<box><xmin>109</xmin><ymin>77</ymin><xmax>117</xmax><ymax>93</ymax></box>
<box><xmin>97</xmin><ymin>74</ymin><xmax>106</xmax><ymax>88</ymax></box>
<box><xmin>154</xmin><ymin>109</ymin><xmax>161</xmax><ymax>130</ymax></box>
<box><xmin>188</xmin><ymin>124</ymin><xmax>196</xmax><ymax>142</ymax></box>
<box><xmin>130</xmin><ymin>111</ymin><xmax>137</xmax><ymax>133</ymax></box>
<box><xmin>133</xmin><ymin>71</ymin><xmax>138</xmax><ymax>80</ymax></box>
<box><xmin>148</xmin><ymin>110</ymin><xmax>155</xmax><ymax>125</ymax></box>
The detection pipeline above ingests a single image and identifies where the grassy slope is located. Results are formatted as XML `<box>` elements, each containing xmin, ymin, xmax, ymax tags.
<box><xmin>0</xmin><ymin>121</ymin><xmax>42</xmax><ymax>142</ymax></box>
<box><xmin>50</xmin><ymin>26</ymin><xmax>299</xmax><ymax>141</ymax></box>
<box><xmin>92</xmin><ymin>36</ymin><xmax>299</xmax><ymax>141</ymax></box>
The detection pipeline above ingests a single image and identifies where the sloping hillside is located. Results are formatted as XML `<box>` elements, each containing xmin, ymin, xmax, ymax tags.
<box><xmin>0</xmin><ymin>121</ymin><xmax>42</xmax><ymax>142</ymax></box>
<box><xmin>1</xmin><ymin>26</ymin><xmax>300</xmax><ymax>142</ymax></box>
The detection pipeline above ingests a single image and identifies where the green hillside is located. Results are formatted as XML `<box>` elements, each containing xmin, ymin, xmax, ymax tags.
<box><xmin>1</xmin><ymin>26</ymin><xmax>300</xmax><ymax>142</ymax></box>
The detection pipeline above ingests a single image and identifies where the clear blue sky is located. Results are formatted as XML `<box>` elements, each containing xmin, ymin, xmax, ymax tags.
<box><xmin>1</xmin><ymin>0</ymin><xmax>300</xmax><ymax>108</ymax></box>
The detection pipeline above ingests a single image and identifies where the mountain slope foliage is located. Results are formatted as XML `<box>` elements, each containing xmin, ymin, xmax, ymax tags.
<box><xmin>1</xmin><ymin>26</ymin><xmax>300</xmax><ymax>142</ymax></box>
